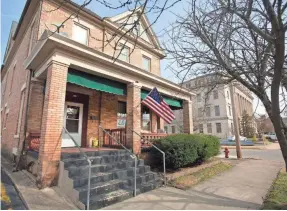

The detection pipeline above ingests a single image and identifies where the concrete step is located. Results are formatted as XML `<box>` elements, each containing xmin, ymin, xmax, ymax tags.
<box><xmin>61</xmin><ymin>150</ymin><xmax>131</xmax><ymax>160</ymax></box>
<box><xmin>62</xmin><ymin>154</ymin><xmax>134</xmax><ymax>167</ymax></box>
<box><xmin>67</xmin><ymin>160</ymin><xmax>146</xmax><ymax>178</ymax></box>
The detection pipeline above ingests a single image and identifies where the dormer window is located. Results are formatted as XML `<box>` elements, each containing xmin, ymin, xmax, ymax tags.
<box><xmin>72</xmin><ymin>23</ymin><xmax>88</xmax><ymax>45</ymax></box>
<box><xmin>118</xmin><ymin>45</ymin><xmax>130</xmax><ymax>62</ymax></box>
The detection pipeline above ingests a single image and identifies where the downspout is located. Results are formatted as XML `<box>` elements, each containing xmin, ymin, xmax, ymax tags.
<box><xmin>15</xmin><ymin>69</ymin><xmax>33</xmax><ymax>171</ymax></box>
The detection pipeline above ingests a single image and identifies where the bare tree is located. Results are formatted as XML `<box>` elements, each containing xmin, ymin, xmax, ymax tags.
<box><xmin>166</xmin><ymin>0</ymin><xmax>287</xmax><ymax>169</ymax></box>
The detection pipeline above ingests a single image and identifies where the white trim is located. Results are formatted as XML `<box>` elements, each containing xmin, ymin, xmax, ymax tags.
<box><xmin>141</xmin><ymin>50</ymin><xmax>153</xmax><ymax>59</ymax></box>
<box><xmin>4</xmin><ymin>103</ymin><xmax>7</xmax><ymax>108</ymax></box>
<box><xmin>5</xmin><ymin>109</ymin><xmax>9</xmax><ymax>114</ymax></box>
<box><xmin>62</xmin><ymin>102</ymin><xmax>83</xmax><ymax>147</ymax></box>
<box><xmin>14</xmin><ymin>134</ymin><xmax>20</xmax><ymax>138</ymax></box>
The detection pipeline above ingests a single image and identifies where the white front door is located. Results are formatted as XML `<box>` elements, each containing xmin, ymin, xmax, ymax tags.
<box><xmin>62</xmin><ymin>102</ymin><xmax>83</xmax><ymax>147</ymax></box>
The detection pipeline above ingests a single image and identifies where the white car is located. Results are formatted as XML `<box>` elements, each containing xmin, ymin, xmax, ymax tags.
<box><xmin>263</xmin><ymin>132</ymin><xmax>277</xmax><ymax>141</ymax></box>
<box><xmin>227</xmin><ymin>135</ymin><xmax>247</xmax><ymax>141</ymax></box>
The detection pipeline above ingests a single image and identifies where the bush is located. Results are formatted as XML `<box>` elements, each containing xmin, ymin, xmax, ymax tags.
<box><xmin>151</xmin><ymin>134</ymin><xmax>220</xmax><ymax>169</ymax></box>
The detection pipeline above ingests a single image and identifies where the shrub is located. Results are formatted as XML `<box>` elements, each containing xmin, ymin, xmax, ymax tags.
<box><xmin>151</xmin><ymin>134</ymin><xmax>220</xmax><ymax>169</ymax></box>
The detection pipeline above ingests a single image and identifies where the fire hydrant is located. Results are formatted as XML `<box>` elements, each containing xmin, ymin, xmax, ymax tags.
<box><xmin>224</xmin><ymin>147</ymin><xmax>230</xmax><ymax>158</ymax></box>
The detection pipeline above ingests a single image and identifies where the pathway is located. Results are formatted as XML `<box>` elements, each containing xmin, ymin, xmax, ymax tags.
<box><xmin>103</xmin><ymin>159</ymin><xmax>283</xmax><ymax>210</ymax></box>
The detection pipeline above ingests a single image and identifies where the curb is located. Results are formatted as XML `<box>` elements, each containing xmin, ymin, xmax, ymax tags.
<box><xmin>1</xmin><ymin>164</ymin><xmax>30</xmax><ymax>210</ymax></box>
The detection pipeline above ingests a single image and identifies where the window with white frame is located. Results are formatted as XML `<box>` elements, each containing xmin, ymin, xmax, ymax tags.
<box><xmin>198</xmin><ymin>107</ymin><xmax>203</xmax><ymax>117</ymax></box>
<box><xmin>199</xmin><ymin>124</ymin><xmax>203</xmax><ymax>133</ymax></box>
<box><xmin>207</xmin><ymin>123</ymin><xmax>212</xmax><ymax>133</ymax></box>
<box><xmin>214</xmin><ymin>105</ymin><xmax>220</xmax><ymax>116</ymax></box>
<box><xmin>213</xmin><ymin>89</ymin><xmax>219</xmax><ymax>99</ymax></box>
<box><xmin>171</xmin><ymin>126</ymin><xmax>176</xmax><ymax>134</ymax></box>
<box><xmin>72</xmin><ymin>23</ymin><xmax>89</xmax><ymax>45</ymax></box>
<box><xmin>206</xmin><ymin>107</ymin><xmax>211</xmax><ymax>117</ymax></box>
<box><xmin>216</xmin><ymin>123</ymin><xmax>222</xmax><ymax>133</ymax></box>
<box><xmin>197</xmin><ymin>93</ymin><xmax>201</xmax><ymax>102</ymax></box>
<box><xmin>142</xmin><ymin>55</ymin><xmax>151</xmax><ymax>71</ymax></box>
<box><xmin>118</xmin><ymin>45</ymin><xmax>130</xmax><ymax>62</ymax></box>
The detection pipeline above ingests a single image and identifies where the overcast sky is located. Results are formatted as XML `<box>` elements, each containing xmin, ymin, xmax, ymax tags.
<box><xmin>1</xmin><ymin>0</ymin><xmax>267</xmax><ymax>115</ymax></box>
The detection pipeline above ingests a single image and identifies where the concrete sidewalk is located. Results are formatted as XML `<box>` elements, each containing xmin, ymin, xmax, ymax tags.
<box><xmin>103</xmin><ymin>159</ymin><xmax>283</xmax><ymax>210</ymax></box>
<box><xmin>1</xmin><ymin>157</ymin><xmax>78</xmax><ymax>210</ymax></box>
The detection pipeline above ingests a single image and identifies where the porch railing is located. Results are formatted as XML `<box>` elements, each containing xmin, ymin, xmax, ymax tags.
<box><xmin>141</xmin><ymin>133</ymin><xmax>168</xmax><ymax>145</ymax></box>
<box><xmin>133</xmin><ymin>130</ymin><xmax>167</xmax><ymax>186</ymax></box>
<box><xmin>63</xmin><ymin>127</ymin><xmax>92</xmax><ymax>210</ymax></box>
<box><xmin>103</xmin><ymin>128</ymin><xmax>127</xmax><ymax>148</ymax></box>
<box><xmin>98</xmin><ymin>125</ymin><xmax>137</xmax><ymax>197</ymax></box>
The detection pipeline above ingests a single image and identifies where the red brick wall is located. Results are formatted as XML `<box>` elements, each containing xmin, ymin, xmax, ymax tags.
<box><xmin>1</xmin><ymin>5</ymin><xmax>41</xmax><ymax>159</ymax></box>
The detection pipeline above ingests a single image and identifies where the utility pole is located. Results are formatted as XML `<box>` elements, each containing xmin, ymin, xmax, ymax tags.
<box><xmin>229</xmin><ymin>82</ymin><xmax>242</xmax><ymax>159</ymax></box>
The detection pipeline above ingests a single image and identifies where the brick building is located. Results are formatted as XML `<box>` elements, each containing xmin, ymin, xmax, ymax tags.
<box><xmin>1</xmin><ymin>0</ymin><xmax>193</xmax><ymax>196</ymax></box>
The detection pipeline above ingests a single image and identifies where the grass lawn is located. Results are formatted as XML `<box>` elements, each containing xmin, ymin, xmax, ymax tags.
<box><xmin>169</xmin><ymin>161</ymin><xmax>232</xmax><ymax>190</ymax></box>
<box><xmin>262</xmin><ymin>169</ymin><xmax>287</xmax><ymax>210</ymax></box>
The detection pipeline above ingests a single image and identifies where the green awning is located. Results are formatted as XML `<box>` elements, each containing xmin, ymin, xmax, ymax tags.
<box><xmin>141</xmin><ymin>89</ymin><xmax>183</xmax><ymax>108</ymax></box>
<box><xmin>67</xmin><ymin>69</ymin><xmax>127</xmax><ymax>96</ymax></box>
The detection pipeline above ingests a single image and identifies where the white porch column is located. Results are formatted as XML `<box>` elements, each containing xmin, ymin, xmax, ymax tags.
<box><xmin>183</xmin><ymin>100</ymin><xmax>193</xmax><ymax>134</ymax></box>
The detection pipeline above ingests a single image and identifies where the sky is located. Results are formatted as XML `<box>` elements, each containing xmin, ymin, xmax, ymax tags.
<box><xmin>1</xmin><ymin>0</ymin><xmax>267</xmax><ymax>115</ymax></box>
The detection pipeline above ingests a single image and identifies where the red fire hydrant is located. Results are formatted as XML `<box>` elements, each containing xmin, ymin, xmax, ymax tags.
<box><xmin>224</xmin><ymin>147</ymin><xmax>230</xmax><ymax>158</ymax></box>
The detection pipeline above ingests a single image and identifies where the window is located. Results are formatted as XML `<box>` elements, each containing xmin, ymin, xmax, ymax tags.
<box><xmin>206</xmin><ymin>107</ymin><xmax>211</xmax><ymax>117</ymax></box>
<box><xmin>141</xmin><ymin>105</ymin><xmax>151</xmax><ymax>131</ymax></box>
<box><xmin>199</xmin><ymin>124</ymin><xmax>203</xmax><ymax>133</ymax></box>
<box><xmin>72</xmin><ymin>23</ymin><xmax>88</xmax><ymax>45</ymax></box>
<box><xmin>197</xmin><ymin>93</ymin><xmax>201</xmax><ymax>102</ymax></box>
<box><xmin>117</xmin><ymin>101</ymin><xmax>127</xmax><ymax>128</ymax></box>
<box><xmin>164</xmin><ymin>126</ymin><xmax>168</xmax><ymax>133</ymax></box>
<box><xmin>228</xmin><ymin>105</ymin><xmax>232</xmax><ymax>116</ymax></box>
<box><xmin>213</xmin><ymin>90</ymin><xmax>218</xmax><ymax>99</ymax></box>
<box><xmin>10</xmin><ymin>64</ymin><xmax>16</xmax><ymax>94</ymax></box>
<box><xmin>198</xmin><ymin>108</ymin><xmax>203</xmax><ymax>117</ymax></box>
<box><xmin>142</xmin><ymin>56</ymin><xmax>151</xmax><ymax>71</ymax></box>
<box><xmin>214</xmin><ymin>105</ymin><xmax>220</xmax><ymax>116</ymax></box>
<box><xmin>118</xmin><ymin>45</ymin><xmax>130</xmax><ymax>62</ymax></box>
<box><xmin>216</xmin><ymin>123</ymin><xmax>222</xmax><ymax>133</ymax></box>
<box><xmin>4</xmin><ymin>112</ymin><xmax>9</xmax><ymax>129</ymax></box>
<box><xmin>171</xmin><ymin>126</ymin><xmax>176</xmax><ymax>134</ymax></box>
<box><xmin>231</xmin><ymin>123</ymin><xmax>234</xmax><ymax>134</ymax></box>
<box><xmin>207</xmin><ymin>123</ymin><xmax>212</xmax><ymax>133</ymax></box>
<box><xmin>15</xmin><ymin>90</ymin><xmax>25</xmax><ymax>135</ymax></box>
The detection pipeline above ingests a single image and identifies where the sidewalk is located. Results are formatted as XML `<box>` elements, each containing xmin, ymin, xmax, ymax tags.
<box><xmin>1</xmin><ymin>157</ymin><xmax>78</xmax><ymax>210</ymax></box>
<box><xmin>103</xmin><ymin>159</ymin><xmax>283</xmax><ymax>210</ymax></box>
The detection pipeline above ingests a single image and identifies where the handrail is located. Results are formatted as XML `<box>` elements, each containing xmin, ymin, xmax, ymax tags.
<box><xmin>132</xmin><ymin>130</ymin><xmax>166</xmax><ymax>186</ymax></box>
<box><xmin>98</xmin><ymin>125</ymin><xmax>137</xmax><ymax>197</ymax></box>
<box><xmin>63</xmin><ymin>127</ymin><xmax>92</xmax><ymax>210</ymax></box>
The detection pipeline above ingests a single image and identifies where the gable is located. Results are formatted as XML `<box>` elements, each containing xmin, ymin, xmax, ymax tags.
<box><xmin>107</xmin><ymin>8</ymin><xmax>162</xmax><ymax>50</ymax></box>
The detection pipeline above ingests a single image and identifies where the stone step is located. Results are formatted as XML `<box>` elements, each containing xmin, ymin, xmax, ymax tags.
<box><xmin>76</xmin><ymin>172</ymin><xmax>159</xmax><ymax>200</ymax></box>
<box><xmin>67</xmin><ymin>160</ymin><xmax>147</xmax><ymax>178</ymax></box>
<box><xmin>61</xmin><ymin>150</ymin><xmax>131</xmax><ymax>160</ymax></box>
<box><xmin>86</xmin><ymin>179</ymin><xmax>163</xmax><ymax>210</ymax></box>
<box><xmin>62</xmin><ymin>154</ymin><xmax>134</xmax><ymax>167</ymax></box>
<box><xmin>88</xmin><ymin>189</ymin><xmax>133</xmax><ymax>210</ymax></box>
<box><xmin>72</xmin><ymin>167</ymin><xmax>147</xmax><ymax>188</ymax></box>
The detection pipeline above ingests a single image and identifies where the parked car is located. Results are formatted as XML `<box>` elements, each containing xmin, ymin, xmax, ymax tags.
<box><xmin>227</xmin><ymin>135</ymin><xmax>247</xmax><ymax>141</ymax></box>
<box><xmin>263</xmin><ymin>132</ymin><xmax>277</xmax><ymax>142</ymax></box>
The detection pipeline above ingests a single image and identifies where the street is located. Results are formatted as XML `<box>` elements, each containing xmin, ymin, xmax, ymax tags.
<box><xmin>219</xmin><ymin>144</ymin><xmax>284</xmax><ymax>162</ymax></box>
<box><xmin>1</xmin><ymin>170</ymin><xmax>26</xmax><ymax>210</ymax></box>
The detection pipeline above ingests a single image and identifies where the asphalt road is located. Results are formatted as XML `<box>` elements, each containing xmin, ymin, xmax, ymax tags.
<box><xmin>1</xmin><ymin>169</ymin><xmax>26</xmax><ymax>210</ymax></box>
<box><xmin>220</xmin><ymin>148</ymin><xmax>284</xmax><ymax>162</ymax></box>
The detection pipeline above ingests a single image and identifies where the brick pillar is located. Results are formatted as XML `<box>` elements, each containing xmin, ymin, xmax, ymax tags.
<box><xmin>183</xmin><ymin>100</ymin><xmax>193</xmax><ymax>134</ymax></box>
<box><xmin>27</xmin><ymin>79</ymin><xmax>45</xmax><ymax>133</ymax></box>
<box><xmin>151</xmin><ymin>112</ymin><xmax>158</xmax><ymax>133</ymax></box>
<box><xmin>126</xmin><ymin>83</ymin><xmax>141</xmax><ymax>155</ymax></box>
<box><xmin>37</xmin><ymin>61</ymin><xmax>68</xmax><ymax>188</ymax></box>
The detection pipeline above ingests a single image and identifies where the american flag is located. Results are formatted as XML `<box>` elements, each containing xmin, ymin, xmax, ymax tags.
<box><xmin>142</xmin><ymin>88</ymin><xmax>175</xmax><ymax>124</ymax></box>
